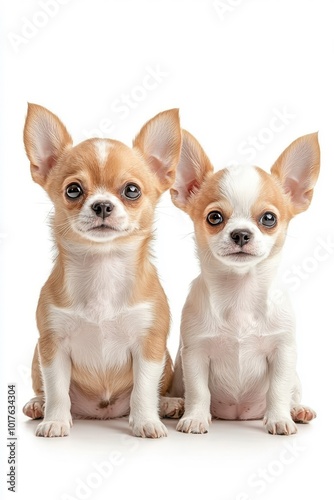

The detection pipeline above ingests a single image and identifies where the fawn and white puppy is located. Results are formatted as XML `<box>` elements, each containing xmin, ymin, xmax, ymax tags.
<box><xmin>170</xmin><ymin>130</ymin><xmax>320</xmax><ymax>435</ymax></box>
<box><xmin>23</xmin><ymin>103</ymin><xmax>183</xmax><ymax>438</ymax></box>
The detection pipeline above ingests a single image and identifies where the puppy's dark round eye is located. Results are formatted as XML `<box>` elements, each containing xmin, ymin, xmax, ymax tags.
<box><xmin>123</xmin><ymin>183</ymin><xmax>141</xmax><ymax>200</ymax></box>
<box><xmin>66</xmin><ymin>183</ymin><xmax>83</xmax><ymax>199</ymax></box>
<box><xmin>207</xmin><ymin>211</ymin><xmax>224</xmax><ymax>226</ymax></box>
<box><xmin>259</xmin><ymin>212</ymin><xmax>277</xmax><ymax>228</ymax></box>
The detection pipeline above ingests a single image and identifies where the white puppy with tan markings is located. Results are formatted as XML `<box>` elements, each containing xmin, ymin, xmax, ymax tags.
<box><xmin>23</xmin><ymin>103</ymin><xmax>183</xmax><ymax>438</ymax></box>
<box><xmin>170</xmin><ymin>130</ymin><xmax>320</xmax><ymax>435</ymax></box>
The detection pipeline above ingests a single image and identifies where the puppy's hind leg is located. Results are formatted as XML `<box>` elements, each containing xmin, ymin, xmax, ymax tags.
<box><xmin>159</xmin><ymin>350</ymin><xmax>184</xmax><ymax>419</ymax></box>
<box><xmin>291</xmin><ymin>406</ymin><xmax>317</xmax><ymax>423</ymax></box>
<box><xmin>290</xmin><ymin>376</ymin><xmax>317</xmax><ymax>424</ymax></box>
<box><xmin>23</xmin><ymin>344</ymin><xmax>45</xmax><ymax>419</ymax></box>
<box><xmin>168</xmin><ymin>349</ymin><xmax>184</xmax><ymax>397</ymax></box>
<box><xmin>159</xmin><ymin>396</ymin><xmax>184</xmax><ymax>419</ymax></box>
<box><xmin>23</xmin><ymin>396</ymin><xmax>45</xmax><ymax>419</ymax></box>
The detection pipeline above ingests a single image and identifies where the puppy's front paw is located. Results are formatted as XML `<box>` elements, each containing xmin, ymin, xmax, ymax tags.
<box><xmin>264</xmin><ymin>415</ymin><xmax>297</xmax><ymax>435</ymax></box>
<box><xmin>36</xmin><ymin>419</ymin><xmax>72</xmax><ymax>438</ymax></box>
<box><xmin>176</xmin><ymin>415</ymin><xmax>211</xmax><ymax>434</ymax></box>
<box><xmin>129</xmin><ymin>417</ymin><xmax>168</xmax><ymax>438</ymax></box>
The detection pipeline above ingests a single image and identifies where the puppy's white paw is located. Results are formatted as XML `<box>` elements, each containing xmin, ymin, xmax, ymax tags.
<box><xmin>159</xmin><ymin>396</ymin><xmax>184</xmax><ymax>419</ymax></box>
<box><xmin>23</xmin><ymin>397</ymin><xmax>44</xmax><ymax>419</ymax></box>
<box><xmin>36</xmin><ymin>419</ymin><xmax>72</xmax><ymax>438</ymax></box>
<box><xmin>264</xmin><ymin>415</ymin><xmax>297</xmax><ymax>435</ymax></box>
<box><xmin>129</xmin><ymin>417</ymin><xmax>168</xmax><ymax>438</ymax></box>
<box><xmin>176</xmin><ymin>415</ymin><xmax>211</xmax><ymax>434</ymax></box>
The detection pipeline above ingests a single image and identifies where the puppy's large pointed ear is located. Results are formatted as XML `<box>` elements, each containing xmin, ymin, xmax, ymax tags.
<box><xmin>133</xmin><ymin>109</ymin><xmax>181</xmax><ymax>192</ymax></box>
<box><xmin>24</xmin><ymin>103</ymin><xmax>73</xmax><ymax>187</ymax></box>
<box><xmin>271</xmin><ymin>132</ymin><xmax>320</xmax><ymax>215</ymax></box>
<box><xmin>170</xmin><ymin>130</ymin><xmax>214</xmax><ymax>211</ymax></box>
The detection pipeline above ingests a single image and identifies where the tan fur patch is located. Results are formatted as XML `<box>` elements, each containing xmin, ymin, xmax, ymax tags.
<box><xmin>71</xmin><ymin>361</ymin><xmax>134</xmax><ymax>401</ymax></box>
<box><xmin>189</xmin><ymin>170</ymin><xmax>232</xmax><ymax>246</ymax></box>
<box><xmin>129</xmin><ymin>237</ymin><xmax>171</xmax><ymax>363</ymax></box>
<box><xmin>254</xmin><ymin>167</ymin><xmax>292</xmax><ymax>223</ymax></box>
<box><xmin>160</xmin><ymin>351</ymin><xmax>174</xmax><ymax>395</ymax></box>
<box><xmin>31</xmin><ymin>345</ymin><xmax>44</xmax><ymax>396</ymax></box>
<box><xmin>252</xmin><ymin>167</ymin><xmax>292</xmax><ymax>257</ymax></box>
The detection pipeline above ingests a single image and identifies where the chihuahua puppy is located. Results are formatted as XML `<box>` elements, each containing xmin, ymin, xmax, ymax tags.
<box><xmin>23</xmin><ymin>103</ymin><xmax>183</xmax><ymax>438</ymax></box>
<box><xmin>170</xmin><ymin>130</ymin><xmax>320</xmax><ymax>435</ymax></box>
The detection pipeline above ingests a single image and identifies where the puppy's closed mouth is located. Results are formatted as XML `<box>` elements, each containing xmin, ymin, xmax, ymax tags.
<box><xmin>230</xmin><ymin>251</ymin><xmax>253</xmax><ymax>256</ymax></box>
<box><xmin>79</xmin><ymin>223</ymin><xmax>131</xmax><ymax>240</ymax></box>
<box><xmin>225</xmin><ymin>251</ymin><xmax>255</xmax><ymax>257</ymax></box>
<box><xmin>223</xmin><ymin>251</ymin><xmax>260</xmax><ymax>261</ymax></box>
<box><xmin>88</xmin><ymin>224</ymin><xmax>118</xmax><ymax>232</ymax></box>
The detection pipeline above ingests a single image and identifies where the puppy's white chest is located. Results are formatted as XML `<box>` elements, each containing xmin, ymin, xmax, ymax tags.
<box><xmin>221</xmin><ymin>309</ymin><xmax>261</xmax><ymax>340</ymax></box>
<box><xmin>208</xmin><ymin>312</ymin><xmax>268</xmax><ymax>368</ymax></box>
<box><xmin>64</xmin><ymin>250</ymin><xmax>135</xmax><ymax>322</ymax></box>
<box><xmin>49</xmin><ymin>302</ymin><xmax>153</xmax><ymax>370</ymax></box>
<box><xmin>48</xmin><ymin>249</ymin><xmax>153</xmax><ymax>369</ymax></box>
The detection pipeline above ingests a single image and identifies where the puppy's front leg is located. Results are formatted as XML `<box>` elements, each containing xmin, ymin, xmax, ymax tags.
<box><xmin>129</xmin><ymin>353</ymin><xmax>168</xmax><ymax>439</ymax></box>
<box><xmin>36</xmin><ymin>337</ymin><xmax>72</xmax><ymax>438</ymax></box>
<box><xmin>177</xmin><ymin>346</ymin><xmax>211</xmax><ymax>434</ymax></box>
<box><xmin>264</xmin><ymin>342</ymin><xmax>297</xmax><ymax>435</ymax></box>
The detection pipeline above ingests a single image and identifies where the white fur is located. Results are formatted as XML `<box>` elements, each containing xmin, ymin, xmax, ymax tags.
<box><xmin>130</xmin><ymin>357</ymin><xmax>168</xmax><ymax>438</ymax></box>
<box><xmin>219</xmin><ymin>165</ymin><xmax>260</xmax><ymax>215</ymax></box>
<box><xmin>175</xmin><ymin>259</ymin><xmax>300</xmax><ymax>434</ymax></box>
<box><xmin>94</xmin><ymin>139</ymin><xmax>112</xmax><ymax>167</ymax></box>
<box><xmin>61</xmin><ymin>241</ymin><xmax>140</xmax><ymax>320</ymax></box>
<box><xmin>50</xmin><ymin>242</ymin><xmax>154</xmax><ymax>372</ymax></box>
<box><xmin>174</xmin><ymin>165</ymin><xmax>313</xmax><ymax>435</ymax></box>
<box><xmin>35</xmin><ymin>348</ymin><xmax>72</xmax><ymax>437</ymax></box>
<box><xmin>48</xmin><ymin>302</ymin><xmax>154</xmax><ymax>372</ymax></box>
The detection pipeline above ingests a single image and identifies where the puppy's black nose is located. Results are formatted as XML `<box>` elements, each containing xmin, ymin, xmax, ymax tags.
<box><xmin>91</xmin><ymin>201</ymin><xmax>114</xmax><ymax>219</ymax></box>
<box><xmin>230</xmin><ymin>230</ymin><xmax>252</xmax><ymax>247</ymax></box>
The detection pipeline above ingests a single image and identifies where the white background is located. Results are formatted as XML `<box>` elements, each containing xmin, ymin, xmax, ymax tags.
<box><xmin>1</xmin><ymin>1</ymin><xmax>333</xmax><ymax>499</ymax></box>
